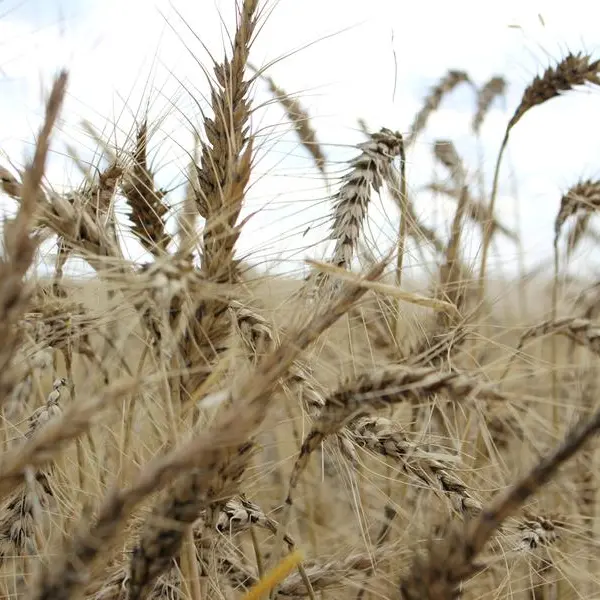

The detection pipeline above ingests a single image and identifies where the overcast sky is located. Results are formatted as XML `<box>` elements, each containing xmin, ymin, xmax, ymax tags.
<box><xmin>1</xmin><ymin>0</ymin><xmax>600</xmax><ymax>280</ymax></box>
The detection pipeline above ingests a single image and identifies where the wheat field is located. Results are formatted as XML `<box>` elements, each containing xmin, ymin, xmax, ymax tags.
<box><xmin>0</xmin><ymin>2</ymin><xmax>600</xmax><ymax>599</ymax></box>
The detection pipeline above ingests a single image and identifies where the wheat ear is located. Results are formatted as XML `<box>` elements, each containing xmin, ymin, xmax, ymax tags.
<box><xmin>407</xmin><ymin>70</ymin><xmax>471</xmax><ymax>146</ymax></box>
<box><xmin>426</xmin><ymin>182</ymin><xmax>517</xmax><ymax>241</ymax></box>
<box><xmin>565</xmin><ymin>212</ymin><xmax>592</xmax><ymax>258</ymax></box>
<box><xmin>0</xmin><ymin>165</ymin><xmax>22</xmax><ymax>198</ymax></box>
<box><xmin>554</xmin><ymin>179</ymin><xmax>600</xmax><ymax>252</ymax></box>
<box><xmin>502</xmin><ymin>316</ymin><xmax>600</xmax><ymax>381</ymax></box>
<box><xmin>344</xmin><ymin>415</ymin><xmax>482</xmax><ymax>515</ymax></box>
<box><xmin>330</xmin><ymin>128</ymin><xmax>403</xmax><ymax>270</ymax></box>
<box><xmin>178</xmin><ymin>0</ymin><xmax>259</xmax><ymax>397</ymax></box>
<box><xmin>480</xmin><ymin>53</ymin><xmax>600</xmax><ymax>307</ymax></box>
<box><xmin>554</xmin><ymin>181</ymin><xmax>600</xmax><ymax>323</ymax></box>
<box><xmin>272</xmin><ymin>366</ymin><xmax>504</xmax><ymax>574</ymax></box>
<box><xmin>472</xmin><ymin>76</ymin><xmax>506</xmax><ymax>134</ymax></box>
<box><xmin>0</xmin><ymin>378</ymin><xmax>139</xmax><ymax>503</ymax></box>
<box><xmin>437</xmin><ymin>184</ymin><xmax>469</xmax><ymax>327</ymax></box>
<box><xmin>0</xmin><ymin>379</ymin><xmax>65</xmax><ymax>569</ymax></box>
<box><xmin>252</xmin><ymin>65</ymin><xmax>326</xmax><ymax>178</ymax></box>
<box><xmin>196</xmin><ymin>0</ymin><xmax>258</xmax><ymax>283</ymax></box>
<box><xmin>0</xmin><ymin>71</ymin><xmax>67</xmax><ymax>408</ymax></box>
<box><xmin>432</xmin><ymin>142</ymin><xmax>477</xmax><ymax>316</ymax></box>
<box><xmin>289</xmin><ymin>366</ymin><xmax>504</xmax><ymax>488</ymax></box>
<box><xmin>121</xmin><ymin>119</ymin><xmax>171</xmax><ymax>254</ymax></box>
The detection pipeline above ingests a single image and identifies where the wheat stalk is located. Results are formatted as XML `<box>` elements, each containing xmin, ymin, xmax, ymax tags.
<box><xmin>308</xmin><ymin>260</ymin><xmax>460</xmax><ymax>318</ymax></box>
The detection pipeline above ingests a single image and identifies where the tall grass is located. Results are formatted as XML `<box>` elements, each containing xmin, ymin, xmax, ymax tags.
<box><xmin>0</xmin><ymin>4</ymin><xmax>599</xmax><ymax>600</ymax></box>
